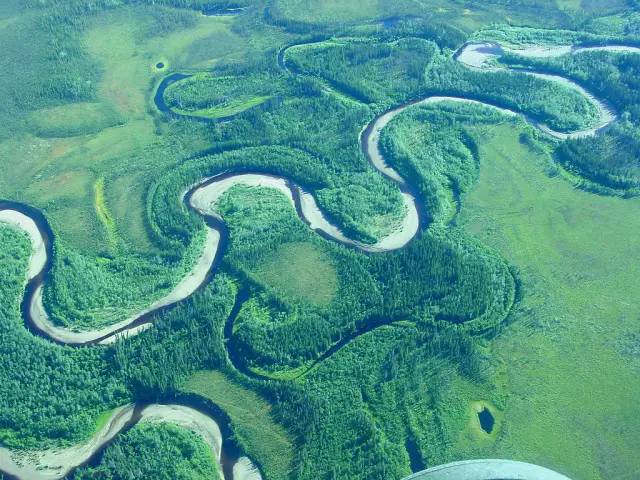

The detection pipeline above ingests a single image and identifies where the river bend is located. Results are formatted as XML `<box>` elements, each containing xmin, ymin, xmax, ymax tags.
<box><xmin>1</xmin><ymin>37</ymin><xmax>635</xmax><ymax>480</ymax></box>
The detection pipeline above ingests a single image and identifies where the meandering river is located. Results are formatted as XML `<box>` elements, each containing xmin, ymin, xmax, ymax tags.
<box><xmin>1</xmin><ymin>38</ymin><xmax>637</xmax><ymax>480</ymax></box>
<box><xmin>0</xmin><ymin>404</ymin><xmax>229</xmax><ymax>480</ymax></box>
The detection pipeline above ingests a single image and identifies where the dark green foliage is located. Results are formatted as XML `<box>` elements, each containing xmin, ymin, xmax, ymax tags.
<box><xmin>114</xmin><ymin>274</ymin><xmax>236</xmax><ymax>397</ymax></box>
<box><xmin>272</xmin><ymin>324</ymin><xmax>482</xmax><ymax>480</ymax></box>
<box><xmin>379</xmin><ymin>102</ymin><xmax>495</xmax><ymax>221</ymax></box>
<box><xmin>149</xmin><ymin>146</ymin><xmax>328</xmax><ymax>255</ymax></box>
<box><xmin>375</xmin><ymin>17</ymin><xmax>467</xmax><ymax>50</ymax></box>
<box><xmin>0</xmin><ymin>227</ymin><xmax>128</xmax><ymax>448</ymax></box>
<box><xmin>44</xmin><ymin>240</ymin><xmax>204</xmax><ymax>329</ymax></box>
<box><xmin>556</xmin><ymin>123</ymin><xmax>640</xmax><ymax>191</ymax></box>
<box><xmin>285</xmin><ymin>38</ymin><xmax>438</xmax><ymax>107</ymax></box>
<box><xmin>501</xmin><ymin>49</ymin><xmax>640</xmax><ymax>121</ymax></box>
<box><xmin>0</xmin><ymin>225</ymin><xmax>235</xmax><ymax>449</ymax></box>
<box><xmin>153</xmin><ymin>102</ymin><xmax>404</xmax><ymax>244</ymax></box>
<box><xmin>73</xmin><ymin>422</ymin><xmax>220</xmax><ymax>480</ymax></box>
<box><xmin>141</xmin><ymin>5</ymin><xmax>198</xmax><ymax>36</ymax></box>
<box><xmin>283</xmin><ymin>37</ymin><xmax>601</xmax><ymax>132</ymax></box>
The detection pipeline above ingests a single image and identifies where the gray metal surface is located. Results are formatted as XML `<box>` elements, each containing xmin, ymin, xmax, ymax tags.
<box><xmin>403</xmin><ymin>459</ymin><xmax>572</xmax><ymax>480</ymax></box>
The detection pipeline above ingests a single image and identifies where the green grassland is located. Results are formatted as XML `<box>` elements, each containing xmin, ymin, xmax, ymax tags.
<box><xmin>358</xmin><ymin>98</ymin><xmax>640</xmax><ymax>479</ymax></box>
<box><xmin>449</xmin><ymin>121</ymin><xmax>640</xmax><ymax>479</ymax></box>
<box><xmin>26</xmin><ymin>102</ymin><xmax>126</xmax><ymax>138</ymax></box>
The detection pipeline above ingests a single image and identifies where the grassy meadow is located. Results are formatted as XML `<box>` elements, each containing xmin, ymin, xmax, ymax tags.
<box><xmin>252</xmin><ymin>241</ymin><xmax>338</xmax><ymax>307</ymax></box>
<box><xmin>448</xmin><ymin>121</ymin><xmax>640</xmax><ymax>479</ymax></box>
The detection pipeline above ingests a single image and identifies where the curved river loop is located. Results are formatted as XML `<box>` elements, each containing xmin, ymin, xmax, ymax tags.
<box><xmin>2</xmin><ymin>35</ymin><xmax>639</xmax><ymax>479</ymax></box>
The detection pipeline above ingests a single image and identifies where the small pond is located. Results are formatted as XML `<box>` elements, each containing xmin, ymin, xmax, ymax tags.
<box><xmin>478</xmin><ymin>407</ymin><xmax>495</xmax><ymax>434</ymax></box>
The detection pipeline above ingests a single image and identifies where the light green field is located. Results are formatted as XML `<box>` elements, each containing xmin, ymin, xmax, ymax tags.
<box><xmin>92</xmin><ymin>408</ymin><xmax>117</xmax><ymax>435</ymax></box>
<box><xmin>85</xmin><ymin>8</ymin><xmax>245</xmax><ymax>120</ymax></box>
<box><xmin>94</xmin><ymin>177</ymin><xmax>118</xmax><ymax>251</ymax></box>
<box><xmin>26</xmin><ymin>102</ymin><xmax>125</xmax><ymax>138</ymax></box>
<box><xmin>251</xmin><ymin>241</ymin><xmax>338</xmax><ymax>306</ymax></box>
<box><xmin>182</xmin><ymin>370</ymin><xmax>294</xmax><ymax>480</ymax></box>
<box><xmin>0</xmin><ymin>6</ymin><xmax>248</xmax><ymax>254</ymax></box>
<box><xmin>448</xmin><ymin>121</ymin><xmax>640</xmax><ymax>479</ymax></box>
